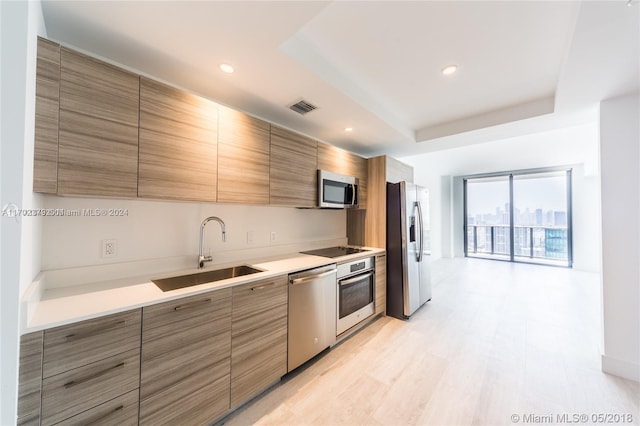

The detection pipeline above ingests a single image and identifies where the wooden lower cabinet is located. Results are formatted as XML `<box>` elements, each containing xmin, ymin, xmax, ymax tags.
<box><xmin>375</xmin><ymin>254</ymin><xmax>387</xmax><ymax>315</ymax></box>
<box><xmin>230</xmin><ymin>276</ymin><xmax>287</xmax><ymax>407</ymax></box>
<box><xmin>43</xmin><ymin>310</ymin><xmax>141</xmax><ymax>378</ymax></box>
<box><xmin>49</xmin><ymin>387</ymin><xmax>139</xmax><ymax>426</ymax></box>
<box><xmin>17</xmin><ymin>332</ymin><xmax>43</xmax><ymax>425</ymax></box>
<box><xmin>41</xmin><ymin>349</ymin><xmax>140</xmax><ymax>426</ymax></box>
<box><xmin>139</xmin><ymin>288</ymin><xmax>232</xmax><ymax>425</ymax></box>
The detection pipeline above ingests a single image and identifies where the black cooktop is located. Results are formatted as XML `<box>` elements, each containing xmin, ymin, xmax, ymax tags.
<box><xmin>300</xmin><ymin>246</ymin><xmax>370</xmax><ymax>258</ymax></box>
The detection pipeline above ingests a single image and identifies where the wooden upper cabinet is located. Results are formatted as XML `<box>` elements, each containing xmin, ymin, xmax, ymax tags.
<box><xmin>217</xmin><ymin>107</ymin><xmax>270</xmax><ymax>204</ymax></box>
<box><xmin>57</xmin><ymin>47</ymin><xmax>139</xmax><ymax>197</ymax></box>
<box><xmin>138</xmin><ymin>77</ymin><xmax>218</xmax><ymax>201</ymax></box>
<box><xmin>270</xmin><ymin>126</ymin><xmax>318</xmax><ymax>207</ymax></box>
<box><xmin>318</xmin><ymin>142</ymin><xmax>368</xmax><ymax>208</ymax></box>
<box><xmin>33</xmin><ymin>37</ymin><xmax>60</xmax><ymax>194</ymax></box>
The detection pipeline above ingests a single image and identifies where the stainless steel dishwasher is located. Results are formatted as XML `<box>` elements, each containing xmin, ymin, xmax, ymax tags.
<box><xmin>287</xmin><ymin>263</ymin><xmax>337</xmax><ymax>372</ymax></box>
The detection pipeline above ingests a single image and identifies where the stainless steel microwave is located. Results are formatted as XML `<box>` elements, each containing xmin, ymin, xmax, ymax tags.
<box><xmin>318</xmin><ymin>170</ymin><xmax>358</xmax><ymax>208</ymax></box>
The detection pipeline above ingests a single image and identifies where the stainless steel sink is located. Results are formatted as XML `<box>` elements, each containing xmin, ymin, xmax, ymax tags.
<box><xmin>152</xmin><ymin>265</ymin><xmax>263</xmax><ymax>292</ymax></box>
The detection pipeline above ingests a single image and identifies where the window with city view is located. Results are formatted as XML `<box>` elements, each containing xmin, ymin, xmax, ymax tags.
<box><xmin>464</xmin><ymin>169</ymin><xmax>572</xmax><ymax>267</ymax></box>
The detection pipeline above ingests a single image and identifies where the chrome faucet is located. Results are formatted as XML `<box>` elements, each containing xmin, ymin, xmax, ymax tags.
<box><xmin>198</xmin><ymin>216</ymin><xmax>226</xmax><ymax>268</ymax></box>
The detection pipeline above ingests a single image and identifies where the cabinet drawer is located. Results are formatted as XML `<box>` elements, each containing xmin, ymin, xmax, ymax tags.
<box><xmin>41</xmin><ymin>349</ymin><xmax>140</xmax><ymax>425</ymax></box>
<box><xmin>17</xmin><ymin>411</ymin><xmax>40</xmax><ymax>426</ymax></box>
<box><xmin>52</xmin><ymin>389</ymin><xmax>138</xmax><ymax>426</ymax></box>
<box><xmin>140</xmin><ymin>369</ymin><xmax>230</xmax><ymax>426</ymax></box>
<box><xmin>43</xmin><ymin>309</ymin><xmax>141</xmax><ymax>378</ymax></box>
<box><xmin>142</xmin><ymin>288</ymin><xmax>231</xmax><ymax>336</ymax></box>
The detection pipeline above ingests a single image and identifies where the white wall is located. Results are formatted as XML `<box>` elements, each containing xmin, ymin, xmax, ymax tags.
<box><xmin>599</xmin><ymin>91</ymin><xmax>640</xmax><ymax>382</ymax></box>
<box><xmin>1</xmin><ymin>1</ymin><xmax>46</xmax><ymax>423</ymax></box>
<box><xmin>40</xmin><ymin>196</ymin><xmax>345</xmax><ymax>270</ymax></box>
<box><xmin>399</xmin><ymin>122</ymin><xmax>601</xmax><ymax>272</ymax></box>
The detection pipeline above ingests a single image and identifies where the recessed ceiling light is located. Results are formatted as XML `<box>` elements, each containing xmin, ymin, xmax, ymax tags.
<box><xmin>345</xmin><ymin>127</ymin><xmax>353</xmax><ymax>132</ymax></box>
<box><xmin>441</xmin><ymin>64</ymin><xmax>458</xmax><ymax>76</ymax></box>
<box><xmin>219</xmin><ymin>63</ymin><xmax>234</xmax><ymax>74</ymax></box>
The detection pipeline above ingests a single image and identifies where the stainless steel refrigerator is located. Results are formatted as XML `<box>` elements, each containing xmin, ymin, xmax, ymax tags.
<box><xmin>386</xmin><ymin>181</ymin><xmax>432</xmax><ymax>319</ymax></box>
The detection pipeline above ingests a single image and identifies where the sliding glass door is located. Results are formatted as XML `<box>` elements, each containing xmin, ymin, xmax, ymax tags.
<box><xmin>465</xmin><ymin>176</ymin><xmax>511</xmax><ymax>261</ymax></box>
<box><xmin>464</xmin><ymin>168</ymin><xmax>572</xmax><ymax>267</ymax></box>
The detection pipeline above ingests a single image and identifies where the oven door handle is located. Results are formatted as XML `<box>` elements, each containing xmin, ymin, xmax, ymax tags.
<box><xmin>339</xmin><ymin>271</ymin><xmax>374</xmax><ymax>286</ymax></box>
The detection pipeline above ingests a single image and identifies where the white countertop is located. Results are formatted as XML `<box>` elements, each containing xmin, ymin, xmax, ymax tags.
<box><xmin>23</xmin><ymin>246</ymin><xmax>384</xmax><ymax>333</ymax></box>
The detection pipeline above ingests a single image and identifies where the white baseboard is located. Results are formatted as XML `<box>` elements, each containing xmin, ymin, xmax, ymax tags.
<box><xmin>602</xmin><ymin>354</ymin><xmax>640</xmax><ymax>382</ymax></box>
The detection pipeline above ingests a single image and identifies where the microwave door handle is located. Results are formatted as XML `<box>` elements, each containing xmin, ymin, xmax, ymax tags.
<box><xmin>350</xmin><ymin>184</ymin><xmax>356</xmax><ymax>206</ymax></box>
<box><xmin>416</xmin><ymin>201</ymin><xmax>424</xmax><ymax>262</ymax></box>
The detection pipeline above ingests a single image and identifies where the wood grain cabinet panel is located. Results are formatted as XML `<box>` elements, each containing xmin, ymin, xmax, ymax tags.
<box><xmin>365</xmin><ymin>155</ymin><xmax>414</xmax><ymax>248</ymax></box>
<box><xmin>230</xmin><ymin>276</ymin><xmax>287</xmax><ymax>407</ymax></box>
<box><xmin>33</xmin><ymin>37</ymin><xmax>60</xmax><ymax>193</ymax></box>
<box><xmin>58</xmin><ymin>47</ymin><xmax>139</xmax><ymax>197</ymax></box>
<box><xmin>139</xmin><ymin>77</ymin><xmax>218</xmax><ymax>201</ymax></box>
<box><xmin>269</xmin><ymin>126</ymin><xmax>318</xmax><ymax>207</ymax></box>
<box><xmin>42</xmin><ymin>309</ymin><xmax>141</xmax><ymax>378</ymax></box>
<box><xmin>318</xmin><ymin>142</ymin><xmax>368</xmax><ymax>207</ymax></box>
<box><xmin>375</xmin><ymin>254</ymin><xmax>387</xmax><ymax>315</ymax></box>
<box><xmin>54</xmin><ymin>388</ymin><xmax>139</xmax><ymax>426</ymax></box>
<box><xmin>140</xmin><ymin>288</ymin><xmax>232</xmax><ymax>425</ymax></box>
<box><xmin>41</xmin><ymin>349</ymin><xmax>140</xmax><ymax>426</ymax></box>
<box><xmin>17</xmin><ymin>332</ymin><xmax>43</xmax><ymax>424</ymax></box>
<box><xmin>217</xmin><ymin>106</ymin><xmax>270</xmax><ymax>204</ymax></box>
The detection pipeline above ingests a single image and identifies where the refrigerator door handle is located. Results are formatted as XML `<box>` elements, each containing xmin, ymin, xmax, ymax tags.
<box><xmin>416</xmin><ymin>201</ymin><xmax>424</xmax><ymax>262</ymax></box>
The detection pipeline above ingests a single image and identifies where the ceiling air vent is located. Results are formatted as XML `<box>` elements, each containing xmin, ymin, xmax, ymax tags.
<box><xmin>289</xmin><ymin>99</ymin><xmax>318</xmax><ymax>115</ymax></box>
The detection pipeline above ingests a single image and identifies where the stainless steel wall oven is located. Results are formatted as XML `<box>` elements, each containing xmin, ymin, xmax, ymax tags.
<box><xmin>336</xmin><ymin>257</ymin><xmax>375</xmax><ymax>335</ymax></box>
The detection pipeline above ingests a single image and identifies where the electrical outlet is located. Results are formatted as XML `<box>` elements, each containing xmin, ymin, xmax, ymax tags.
<box><xmin>102</xmin><ymin>239</ymin><xmax>117</xmax><ymax>258</ymax></box>
<box><xmin>270</xmin><ymin>231</ymin><xmax>277</xmax><ymax>242</ymax></box>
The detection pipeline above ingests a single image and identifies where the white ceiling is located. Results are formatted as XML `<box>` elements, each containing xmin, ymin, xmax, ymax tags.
<box><xmin>40</xmin><ymin>1</ymin><xmax>639</xmax><ymax>157</ymax></box>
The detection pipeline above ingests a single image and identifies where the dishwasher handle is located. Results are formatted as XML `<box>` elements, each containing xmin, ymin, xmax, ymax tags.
<box><xmin>290</xmin><ymin>269</ymin><xmax>337</xmax><ymax>285</ymax></box>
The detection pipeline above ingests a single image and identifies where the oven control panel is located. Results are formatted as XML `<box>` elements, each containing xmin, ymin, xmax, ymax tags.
<box><xmin>337</xmin><ymin>256</ymin><xmax>374</xmax><ymax>279</ymax></box>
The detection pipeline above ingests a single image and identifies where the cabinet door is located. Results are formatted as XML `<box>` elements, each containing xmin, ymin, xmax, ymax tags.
<box><xmin>33</xmin><ymin>37</ymin><xmax>60</xmax><ymax>194</ymax></box>
<box><xmin>375</xmin><ymin>254</ymin><xmax>387</xmax><ymax>315</ymax></box>
<box><xmin>139</xmin><ymin>77</ymin><xmax>218</xmax><ymax>201</ymax></box>
<box><xmin>17</xmin><ymin>332</ymin><xmax>43</xmax><ymax>425</ymax></box>
<box><xmin>231</xmin><ymin>276</ymin><xmax>287</xmax><ymax>407</ymax></box>
<box><xmin>58</xmin><ymin>47</ymin><xmax>139</xmax><ymax>197</ymax></box>
<box><xmin>317</xmin><ymin>142</ymin><xmax>368</xmax><ymax>207</ymax></box>
<box><xmin>270</xmin><ymin>126</ymin><xmax>317</xmax><ymax>207</ymax></box>
<box><xmin>140</xmin><ymin>288</ymin><xmax>232</xmax><ymax>425</ymax></box>
<box><xmin>217</xmin><ymin>106</ymin><xmax>270</xmax><ymax>204</ymax></box>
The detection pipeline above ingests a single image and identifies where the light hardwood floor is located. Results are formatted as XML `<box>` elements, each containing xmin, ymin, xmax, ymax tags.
<box><xmin>221</xmin><ymin>258</ymin><xmax>640</xmax><ymax>426</ymax></box>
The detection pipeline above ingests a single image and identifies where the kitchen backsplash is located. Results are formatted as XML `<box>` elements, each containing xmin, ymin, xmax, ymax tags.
<box><xmin>40</xmin><ymin>195</ymin><xmax>346</xmax><ymax>270</ymax></box>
